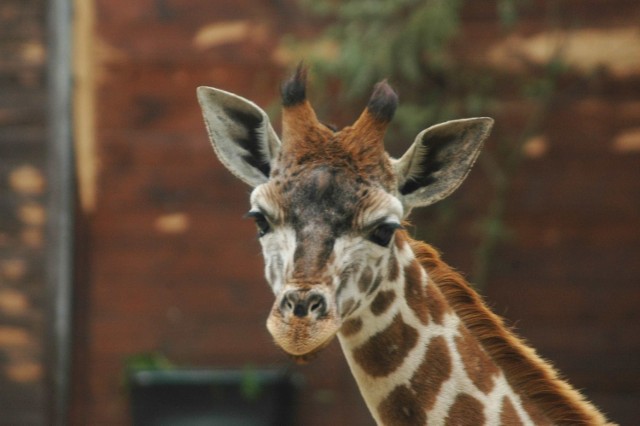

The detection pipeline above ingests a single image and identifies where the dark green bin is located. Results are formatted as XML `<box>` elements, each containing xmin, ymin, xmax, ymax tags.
<box><xmin>129</xmin><ymin>369</ymin><xmax>300</xmax><ymax>426</ymax></box>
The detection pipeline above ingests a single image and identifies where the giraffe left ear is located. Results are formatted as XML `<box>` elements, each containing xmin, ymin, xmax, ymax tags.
<box><xmin>392</xmin><ymin>117</ymin><xmax>494</xmax><ymax>209</ymax></box>
<box><xmin>197</xmin><ymin>86</ymin><xmax>281</xmax><ymax>187</ymax></box>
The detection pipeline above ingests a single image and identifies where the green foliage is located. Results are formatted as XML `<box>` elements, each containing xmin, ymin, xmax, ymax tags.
<box><xmin>300</xmin><ymin>0</ymin><xmax>464</xmax><ymax>104</ymax></box>
<box><xmin>124</xmin><ymin>352</ymin><xmax>174</xmax><ymax>372</ymax></box>
<box><xmin>294</xmin><ymin>0</ymin><xmax>510</xmax><ymax>146</ymax></box>
<box><xmin>122</xmin><ymin>352</ymin><xmax>174</xmax><ymax>389</ymax></box>
<box><xmin>240</xmin><ymin>364</ymin><xmax>263</xmax><ymax>401</ymax></box>
<box><xmin>497</xmin><ymin>0</ymin><xmax>528</xmax><ymax>29</ymax></box>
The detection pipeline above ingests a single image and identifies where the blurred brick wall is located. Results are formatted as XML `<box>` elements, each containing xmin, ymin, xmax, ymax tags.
<box><xmin>0</xmin><ymin>0</ymin><xmax>48</xmax><ymax>424</ymax></box>
<box><xmin>458</xmin><ymin>3</ymin><xmax>640</xmax><ymax>421</ymax></box>
<box><xmin>72</xmin><ymin>0</ymin><xmax>372</xmax><ymax>425</ymax></box>
<box><xmin>71</xmin><ymin>1</ymin><xmax>639</xmax><ymax>425</ymax></box>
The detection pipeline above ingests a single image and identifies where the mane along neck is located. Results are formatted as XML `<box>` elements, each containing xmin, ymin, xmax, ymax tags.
<box><xmin>408</xmin><ymin>237</ymin><xmax>610</xmax><ymax>425</ymax></box>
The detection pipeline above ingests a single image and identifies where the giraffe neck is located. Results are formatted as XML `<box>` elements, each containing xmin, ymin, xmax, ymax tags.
<box><xmin>336</xmin><ymin>232</ymin><xmax>609</xmax><ymax>425</ymax></box>
<box><xmin>337</xmin><ymin>234</ymin><xmax>540</xmax><ymax>425</ymax></box>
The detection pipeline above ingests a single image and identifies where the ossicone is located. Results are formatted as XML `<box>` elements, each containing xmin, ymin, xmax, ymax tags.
<box><xmin>350</xmin><ymin>79</ymin><xmax>398</xmax><ymax>139</ymax></box>
<box><xmin>367</xmin><ymin>80</ymin><xmax>398</xmax><ymax>123</ymax></box>
<box><xmin>281</xmin><ymin>63</ymin><xmax>308</xmax><ymax>107</ymax></box>
<box><xmin>279</xmin><ymin>64</ymin><xmax>329</xmax><ymax>152</ymax></box>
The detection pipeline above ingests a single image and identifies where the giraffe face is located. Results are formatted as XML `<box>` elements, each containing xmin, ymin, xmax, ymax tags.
<box><xmin>249</xmin><ymin>164</ymin><xmax>404</xmax><ymax>357</ymax></box>
<box><xmin>198</xmin><ymin>65</ymin><xmax>493</xmax><ymax>360</ymax></box>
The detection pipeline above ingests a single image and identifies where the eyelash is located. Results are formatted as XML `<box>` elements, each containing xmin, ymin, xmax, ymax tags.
<box><xmin>246</xmin><ymin>211</ymin><xmax>271</xmax><ymax>237</ymax></box>
<box><xmin>367</xmin><ymin>222</ymin><xmax>403</xmax><ymax>247</ymax></box>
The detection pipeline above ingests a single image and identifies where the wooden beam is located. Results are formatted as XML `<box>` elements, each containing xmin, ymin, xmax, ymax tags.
<box><xmin>73</xmin><ymin>0</ymin><xmax>97</xmax><ymax>213</ymax></box>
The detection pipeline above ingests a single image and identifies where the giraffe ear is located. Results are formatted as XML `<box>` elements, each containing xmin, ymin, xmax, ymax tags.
<box><xmin>197</xmin><ymin>86</ymin><xmax>281</xmax><ymax>187</ymax></box>
<box><xmin>392</xmin><ymin>118</ymin><xmax>494</xmax><ymax>209</ymax></box>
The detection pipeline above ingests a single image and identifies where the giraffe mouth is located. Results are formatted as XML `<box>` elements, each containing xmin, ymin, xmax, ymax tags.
<box><xmin>286</xmin><ymin>338</ymin><xmax>334</xmax><ymax>364</ymax></box>
<box><xmin>266</xmin><ymin>312</ymin><xmax>341</xmax><ymax>360</ymax></box>
<box><xmin>265</xmin><ymin>286</ymin><xmax>340</xmax><ymax>360</ymax></box>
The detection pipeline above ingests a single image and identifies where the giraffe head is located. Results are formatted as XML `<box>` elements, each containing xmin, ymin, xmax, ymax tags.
<box><xmin>197</xmin><ymin>66</ymin><xmax>493</xmax><ymax>359</ymax></box>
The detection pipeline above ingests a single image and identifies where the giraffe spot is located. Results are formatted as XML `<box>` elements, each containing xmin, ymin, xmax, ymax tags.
<box><xmin>410</xmin><ymin>335</ymin><xmax>452</xmax><ymax>410</ymax></box>
<box><xmin>500</xmin><ymin>397</ymin><xmax>524</xmax><ymax>426</ymax></box>
<box><xmin>341</xmin><ymin>317</ymin><xmax>363</xmax><ymax>337</ymax></box>
<box><xmin>353</xmin><ymin>314</ymin><xmax>418</xmax><ymax>377</ymax></box>
<box><xmin>404</xmin><ymin>260</ymin><xmax>429</xmax><ymax>324</ymax></box>
<box><xmin>370</xmin><ymin>290</ymin><xmax>396</xmax><ymax>316</ymax></box>
<box><xmin>378</xmin><ymin>385</ymin><xmax>426</xmax><ymax>426</ymax></box>
<box><xmin>425</xmin><ymin>279</ymin><xmax>450</xmax><ymax>324</ymax></box>
<box><xmin>388</xmin><ymin>254</ymin><xmax>399</xmax><ymax>281</ymax></box>
<box><xmin>456</xmin><ymin>324</ymin><xmax>499</xmax><ymax>394</ymax></box>
<box><xmin>444</xmin><ymin>393</ymin><xmax>485</xmax><ymax>425</ymax></box>
<box><xmin>340</xmin><ymin>298</ymin><xmax>355</xmax><ymax>317</ymax></box>
<box><xmin>358</xmin><ymin>266</ymin><xmax>373</xmax><ymax>293</ymax></box>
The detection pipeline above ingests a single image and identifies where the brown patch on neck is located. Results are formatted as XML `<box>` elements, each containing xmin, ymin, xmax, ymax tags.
<box><xmin>406</xmin><ymin>235</ymin><xmax>609</xmax><ymax>425</ymax></box>
<box><xmin>410</xmin><ymin>335</ymin><xmax>452</xmax><ymax>410</ymax></box>
<box><xmin>341</xmin><ymin>317</ymin><xmax>363</xmax><ymax>337</ymax></box>
<box><xmin>370</xmin><ymin>290</ymin><xmax>396</xmax><ymax>316</ymax></box>
<box><xmin>501</xmin><ymin>397</ymin><xmax>524</xmax><ymax>426</ymax></box>
<box><xmin>425</xmin><ymin>279</ymin><xmax>450</xmax><ymax>324</ymax></box>
<box><xmin>358</xmin><ymin>266</ymin><xmax>374</xmax><ymax>293</ymax></box>
<box><xmin>353</xmin><ymin>314</ymin><xmax>418</xmax><ymax>377</ymax></box>
<box><xmin>455</xmin><ymin>324</ymin><xmax>500</xmax><ymax>394</ymax></box>
<box><xmin>403</xmin><ymin>260</ymin><xmax>430</xmax><ymax>325</ymax></box>
<box><xmin>388</xmin><ymin>253</ymin><xmax>400</xmax><ymax>281</ymax></box>
<box><xmin>444</xmin><ymin>393</ymin><xmax>485</xmax><ymax>426</ymax></box>
<box><xmin>378</xmin><ymin>385</ymin><xmax>426</xmax><ymax>426</ymax></box>
<box><xmin>340</xmin><ymin>298</ymin><xmax>355</xmax><ymax>317</ymax></box>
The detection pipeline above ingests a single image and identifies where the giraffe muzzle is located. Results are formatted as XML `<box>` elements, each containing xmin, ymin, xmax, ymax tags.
<box><xmin>266</xmin><ymin>288</ymin><xmax>340</xmax><ymax>357</ymax></box>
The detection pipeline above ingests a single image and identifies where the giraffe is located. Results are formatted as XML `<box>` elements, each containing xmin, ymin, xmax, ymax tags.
<box><xmin>197</xmin><ymin>66</ymin><xmax>611</xmax><ymax>425</ymax></box>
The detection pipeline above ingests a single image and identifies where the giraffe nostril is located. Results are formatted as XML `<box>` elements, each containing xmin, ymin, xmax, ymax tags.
<box><xmin>281</xmin><ymin>290</ymin><xmax>328</xmax><ymax>318</ymax></box>
<box><xmin>280</xmin><ymin>292</ymin><xmax>296</xmax><ymax>314</ymax></box>
<box><xmin>308</xmin><ymin>295</ymin><xmax>327</xmax><ymax>316</ymax></box>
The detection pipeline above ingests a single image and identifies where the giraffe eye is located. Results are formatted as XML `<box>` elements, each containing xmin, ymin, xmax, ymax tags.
<box><xmin>368</xmin><ymin>223</ymin><xmax>402</xmax><ymax>247</ymax></box>
<box><xmin>246</xmin><ymin>211</ymin><xmax>271</xmax><ymax>237</ymax></box>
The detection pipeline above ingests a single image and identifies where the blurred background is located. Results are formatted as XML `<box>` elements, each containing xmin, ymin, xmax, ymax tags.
<box><xmin>1</xmin><ymin>0</ymin><xmax>639</xmax><ymax>424</ymax></box>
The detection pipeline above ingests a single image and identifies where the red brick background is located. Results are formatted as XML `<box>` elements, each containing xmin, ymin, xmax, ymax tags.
<box><xmin>0</xmin><ymin>0</ymin><xmax>47</xmax><ymax>424</ymax></box>
<box><xmin>67</xmin><ymin>1</ymin><xmax>640</xmax><ymax>425</ymax></box>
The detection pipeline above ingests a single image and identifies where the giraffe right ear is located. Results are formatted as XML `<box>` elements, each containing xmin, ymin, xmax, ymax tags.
<box><xmin>197</xmin><ymin>86</ymin><xmax>281</xmax><ymax>187</ymax></box>
<box><xmin>392</xmin><ymin>117</ymin><xmax>494</xmax><ymax>209</ymax></box>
